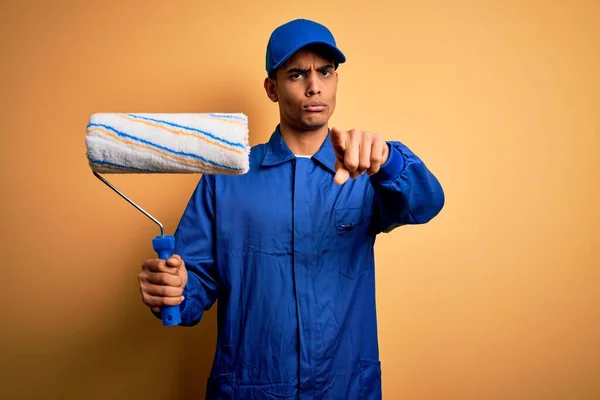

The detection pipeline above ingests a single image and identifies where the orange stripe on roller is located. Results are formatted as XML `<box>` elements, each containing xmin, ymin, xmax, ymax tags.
<box><xmin>203</xmin><ymin>115</ymin><xmax>248</xmax><ymax>126</ymax></box>
<box><xmin>87</xmin><ymin>127</ymin><xmax>233</xmax><ymax>174</ymax></box>
<box><xmin>118</xmin><ymin>114</ymin><xmax>246</xmax><ymax>155</ymax></box>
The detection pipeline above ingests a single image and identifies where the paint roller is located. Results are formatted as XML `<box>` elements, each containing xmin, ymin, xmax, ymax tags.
<box><xmin>85</xmin><ymin>112</ymin><xmax>250</xmax><ymax>326</ymax></box>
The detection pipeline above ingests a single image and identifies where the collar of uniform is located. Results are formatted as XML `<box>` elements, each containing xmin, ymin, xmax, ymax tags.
<box><xmin>261</xmin><ymin>125</ymin><xmax>337</xmax><ymax>174</ymax></box>
<box><xmin>311</xmin><ymin>130</ymin><xmax>337</xmax><ymax>174</ymax></box>
<box><xmin>261</xmin><ymin>125</ymin><xmax>296</xmax><ymax>167</ymax></box>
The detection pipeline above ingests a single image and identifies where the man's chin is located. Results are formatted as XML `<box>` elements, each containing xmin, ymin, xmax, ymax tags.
<box><xmin>298</xmin><ymin>117</ymin><xmax>328</xmax><ymax>131</ymax></box>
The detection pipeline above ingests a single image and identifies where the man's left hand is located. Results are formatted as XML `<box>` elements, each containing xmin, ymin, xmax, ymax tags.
<box><xmin>330</xmin><ymin>127</ymin><xmax>390</xmax><ymax>185</ymax></box>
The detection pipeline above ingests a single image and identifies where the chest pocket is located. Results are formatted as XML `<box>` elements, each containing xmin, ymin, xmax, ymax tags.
<box><xmin>335</xmin><ymin>206</ymin><xmax>375</xmax><ymax>279</ymax></box>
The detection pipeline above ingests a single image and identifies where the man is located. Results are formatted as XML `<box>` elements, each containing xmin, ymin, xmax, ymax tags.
<box><xmin>138</xmin><ymin>18</ymin><xmax>444</xmax><ymax>399</ymax></box>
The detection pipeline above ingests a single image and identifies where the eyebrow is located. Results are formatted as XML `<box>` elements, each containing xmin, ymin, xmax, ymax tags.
<box><xmin>286</xmin><ymin>64</ymin><xmax>335</xmax><ymax>74</ymax></box>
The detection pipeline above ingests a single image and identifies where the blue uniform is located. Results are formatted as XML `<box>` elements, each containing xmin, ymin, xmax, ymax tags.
<box><xmin>169</xmin><ymin>126</ymin><xmax>444</xmax><ymax>399</ymax></box>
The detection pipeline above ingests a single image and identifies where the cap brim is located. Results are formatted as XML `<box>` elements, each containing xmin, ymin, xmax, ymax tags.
<box><xmin>271</xmin><ymin>40</ymin><xmax>346</xmax><ymax>73</ymax></box>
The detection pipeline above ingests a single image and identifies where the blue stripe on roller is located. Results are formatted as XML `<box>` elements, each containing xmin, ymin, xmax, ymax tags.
<box><xmin>86</xmin><ymin>123</ymin><xmax>245</xmax><ymax>171</ymax></box>
<box><xmin>124</xmin><ymin>113</ymin><xmax>247</xmax><ymax>149</ymax></box>
<box><xmin>208</xmin><ymin>113</ymin><xmax>248</xmax><ymax>122</ymax></box>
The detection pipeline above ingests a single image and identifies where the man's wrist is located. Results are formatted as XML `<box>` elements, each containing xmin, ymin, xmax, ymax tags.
<box><xmin>372</xmin><ymin>142</ymin><xmax>404</xmax><ymax>183</ymax></box>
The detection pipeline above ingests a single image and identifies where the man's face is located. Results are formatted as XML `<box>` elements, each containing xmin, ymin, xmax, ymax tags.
<box><xmin>265</xmin><ymin>48</ymin><xmax>338</xmax><ymax>132</ymax></box>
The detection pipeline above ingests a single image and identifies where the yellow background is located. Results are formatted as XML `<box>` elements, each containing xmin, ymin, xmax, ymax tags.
<box><xmin>1</xmin><ymin>1</ymin><xmax>599</xmax><ymax>399</ymax></box>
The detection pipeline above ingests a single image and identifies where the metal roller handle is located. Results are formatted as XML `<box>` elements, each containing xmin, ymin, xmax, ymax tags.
<box><xmin>93</xmin><ymin>171</ymin><xmax>181</xmax><ymax>326</ymax></box>
<box><xmin>93</xmin><ymin>171</ymin><xmax>165</xmax><ymax>236</ymax></box>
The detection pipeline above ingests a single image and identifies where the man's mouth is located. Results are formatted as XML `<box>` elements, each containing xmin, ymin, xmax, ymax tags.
<box><xmin>304</xmin><ymin>102</ymin><xmax>327</xmax><ymax>112</ymax></box>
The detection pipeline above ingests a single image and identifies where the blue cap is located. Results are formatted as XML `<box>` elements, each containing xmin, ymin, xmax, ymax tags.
<box><xmin>266</xmin><ymin>18</ymin><xmax>346</xmax><ymax>76</ymax></box>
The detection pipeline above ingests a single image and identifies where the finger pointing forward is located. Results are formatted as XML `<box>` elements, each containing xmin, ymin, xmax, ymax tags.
<box><xmin>330</xmin><ymin>126</ymin><xmax>347</xmax><ymax>153</ymax></box>
<box><xmin>330</xmin><ymin>127</ymin><xmax>351</xmax><ymax>185</ymax></box>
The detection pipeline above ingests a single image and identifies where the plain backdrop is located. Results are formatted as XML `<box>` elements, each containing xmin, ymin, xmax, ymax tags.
<box><xmin>1</xmin><ymin>1</ymin><xmax>598</xmax><ymax>399</ymax></box>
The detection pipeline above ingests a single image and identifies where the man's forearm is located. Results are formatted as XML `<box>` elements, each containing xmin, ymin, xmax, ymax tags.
<box><xmin>370</xmin><ymin>141</ymin><xmax>445</xmax><ymax>232</ymax></box>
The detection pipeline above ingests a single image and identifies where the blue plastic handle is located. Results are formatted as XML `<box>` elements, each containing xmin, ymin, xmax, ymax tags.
<box><xmin>152</xmin><ymin>235</ymin><xmax>182</xmax><ymax>326</ymax></box>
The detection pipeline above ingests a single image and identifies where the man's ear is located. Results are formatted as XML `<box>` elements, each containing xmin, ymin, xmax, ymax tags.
<box><xmin>264</xmin><ymin>76</ymin><xmax>279</xmax><ymax>103</ymax></box>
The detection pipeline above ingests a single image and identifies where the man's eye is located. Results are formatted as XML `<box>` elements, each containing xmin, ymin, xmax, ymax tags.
<box><xmin>291</xmin><ymin>73</ymin><xmax>303</xmax><ymax>80</ymax></box>
<box><xmin>321</xmin><ymin>70</ymin><xmax>332</xmax><ymax>76</ymax></box>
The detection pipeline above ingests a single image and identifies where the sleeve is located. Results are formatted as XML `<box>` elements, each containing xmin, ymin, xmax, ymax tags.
<box><xmin>157</xmin><ymin>174</ymin><xmax>219</xmax><ymax>326</ymax></box>
<box><xmin>369</xmin><ymin>141</ymin><xmax>445</xmax><ymax>233</ymax></box>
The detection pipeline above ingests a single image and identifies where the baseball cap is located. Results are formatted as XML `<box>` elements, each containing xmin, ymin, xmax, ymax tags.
<box><xmin>265</xmin><ymin>18</ymin><xmax>346</xmax><ymax>76</ymax></box>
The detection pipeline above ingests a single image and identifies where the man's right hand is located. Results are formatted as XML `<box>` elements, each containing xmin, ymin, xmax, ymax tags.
<box><xmin>138</xmin><ymin>254</ymin><xmax>188</xmax><ymax>313</ymax></box>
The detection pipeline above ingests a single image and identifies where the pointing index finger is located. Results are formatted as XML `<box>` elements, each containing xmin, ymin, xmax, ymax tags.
<box><xmin>330</xmin><ymin>126</ymin><xmax>346</xmax><ymax>153</ymax></box>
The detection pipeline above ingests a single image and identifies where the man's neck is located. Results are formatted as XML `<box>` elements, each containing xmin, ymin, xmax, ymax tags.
<box><xmin>279</xmin><ymin>122</ymin><xmax>329</xmax><ymax>156</ymax></box>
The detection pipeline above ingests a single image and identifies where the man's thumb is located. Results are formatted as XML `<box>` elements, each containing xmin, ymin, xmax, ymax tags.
<box><xmin>166</xmin><ymin>254</ymin><xmax>183</xmax><ymax>268</ymax></box>
<box><xmin>334</xmin><ymin>162</ymin><xmax>350</xmax><ymax>185</ymax></box>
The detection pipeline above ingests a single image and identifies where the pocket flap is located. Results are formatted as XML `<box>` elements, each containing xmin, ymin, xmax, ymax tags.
<box><xmin>335</xmin><ymin>207</ymin><xmax>370</xmax><ymax>233</ymax></box>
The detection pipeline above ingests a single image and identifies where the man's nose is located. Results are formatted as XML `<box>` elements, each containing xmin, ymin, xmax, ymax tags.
<box><xmin>306</xmin><ymin>73</ymin><xmax>321</xmax><ymax>96</ymax></box>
